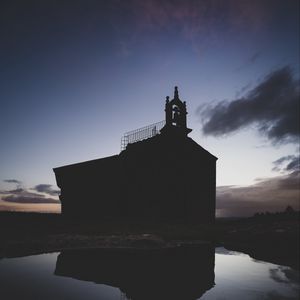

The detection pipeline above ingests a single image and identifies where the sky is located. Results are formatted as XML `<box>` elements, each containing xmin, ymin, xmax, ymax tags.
<box><xmin>0</xmin><ymin>0</ymin><xmax>299</xmax><ymax>216</ymax></box>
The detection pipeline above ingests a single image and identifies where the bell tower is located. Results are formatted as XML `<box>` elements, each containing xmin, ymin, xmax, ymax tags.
<box><xmin>162</xmin><ymin>86</ymin><xmax>192</xmax><ymax>136</ymax></box>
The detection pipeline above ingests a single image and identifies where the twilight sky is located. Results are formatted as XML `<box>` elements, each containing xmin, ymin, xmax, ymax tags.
<box><xmin>0</xmin><ymin>0</ymin><xmax>299</xmax><ymax>216</ymax></box>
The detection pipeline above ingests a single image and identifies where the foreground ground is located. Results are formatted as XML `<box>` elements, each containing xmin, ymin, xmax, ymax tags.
<box><xmin>0</xmin><ymin>212</ymin><xmax>299</xmax><ymax>269</ymax></box>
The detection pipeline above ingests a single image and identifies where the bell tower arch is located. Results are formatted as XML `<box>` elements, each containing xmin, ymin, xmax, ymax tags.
<box><xmin>163</xmin><ymin>86</ymin><xmax>192</xmax><ymax>136</ymax></box>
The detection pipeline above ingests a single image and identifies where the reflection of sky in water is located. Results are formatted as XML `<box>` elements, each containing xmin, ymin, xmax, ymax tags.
<box><xmin>201</xmin><ymin>248</ymin><xmax>299</xmax><ymax>299</ymax></box>
<box><xmin>0</xmin><ymin>248</ymin><xmax>298</xmax><ymax>300</ymax></box>
<box><xmin>0</xmin><ymin>253</ymin><xmax>120</xmax><ymax>300</ymax></box>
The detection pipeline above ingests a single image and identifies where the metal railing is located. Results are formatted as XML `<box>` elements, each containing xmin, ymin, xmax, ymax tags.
<box><xmin>121</xmin><ymin>120</ymin><xmax>165</xmax><ymax>151</ymax></box>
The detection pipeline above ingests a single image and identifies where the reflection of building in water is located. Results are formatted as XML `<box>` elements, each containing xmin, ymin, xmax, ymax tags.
<box><xmin>54</xmin><ymin>87</ymin><xmax>217</xmax><ymax>223</ymax></box>
<box><xmin>55</xmin><ymin>245</ymin><xmax>215</xmax><ymax>300</ymax></box>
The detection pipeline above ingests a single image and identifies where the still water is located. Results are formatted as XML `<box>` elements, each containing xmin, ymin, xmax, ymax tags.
<box><xmin>0</xmin><ymin>247</ymin><xmax>299</xmax><ymax>300</ymax></box>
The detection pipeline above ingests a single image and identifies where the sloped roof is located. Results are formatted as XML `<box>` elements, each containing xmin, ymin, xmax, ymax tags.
<box><xmin>53</xmin><ymin>154</ymin><xmax>119</xmax><ymax>173</ymax></box>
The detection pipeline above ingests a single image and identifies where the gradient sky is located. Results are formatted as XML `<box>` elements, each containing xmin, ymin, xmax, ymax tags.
<box><xmin>0</xmin><ymin>0</ymin><xmax>299</xmax><ymax>216</ymax></box>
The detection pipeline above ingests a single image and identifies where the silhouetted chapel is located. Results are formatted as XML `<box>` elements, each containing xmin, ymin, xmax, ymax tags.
<box><xmin>54</xmin><ymin>87</ymin><xmax>217</xmax><ymax>223</ymax></box>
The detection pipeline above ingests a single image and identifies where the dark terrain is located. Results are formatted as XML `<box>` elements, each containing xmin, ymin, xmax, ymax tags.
<box><xmin>0</xmin><ymin>211</ymin><xmax>299</xmax><ymax>269</ymax></box>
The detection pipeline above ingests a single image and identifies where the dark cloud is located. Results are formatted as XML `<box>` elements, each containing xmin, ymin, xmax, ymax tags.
<box><xmin>0</xmin><ymin>182</ymin><xmax>60</xmax><ymax>204</ymax></box>
<box><xmin>199</xmin><ymin>66</ymin><xmax>300</xmax><ymax>144</ymax></box>
<box><xmin>2</xmin><ymin>195</ymin><xmax>59</xmax><ymax>204</ymax></box>
<box><xmin>3</xmin><ymin>179</ymin><xmax>22</xmax><ymax>185</ymax></box>
<box><xmin>273</xmin><ymin>155</ymin><xmax>295</xmax><ymax>167</ymax></box>
<box><xmin>286</xmin><ymin>156</ymin><xmax>300</xmax><ymax>172</ymax></box>
<box><xmin>217</xmin><ymin>172</ymin><xmax>300</xmax><ymax>217</ymax></box>
<box><xmin>272</xmin><ymin>155</ymin><xmax>299</xmax><ymax>173</ymax></box>
<box><xmin>0</xmin><ymin>188</ymin><xmax>24</xmax><ymax>195</ymax></box>
<box><xmin>269</xmin><ymin>266</ymin><xmax>298</xmax><ymax>284</ymax></box>
<box><xmin>7</xmin><ymin>188</ymin><xmax>24</xmax><ymax>193</ymax></box>
<box><xmin>33</xmin><ymin>184</ymin><xmax>60</xmax><ymax>196</ymax></box>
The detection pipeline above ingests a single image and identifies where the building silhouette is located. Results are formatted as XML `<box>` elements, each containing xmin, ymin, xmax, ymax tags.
<box><xmin>53</xmin><ymin>87</ymin><xmax>217</xmax><ymax>223</ymax></box>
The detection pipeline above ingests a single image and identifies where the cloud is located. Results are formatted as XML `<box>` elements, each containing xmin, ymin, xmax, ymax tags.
<box><xmin>286</xmin><ymin>156</ymin><xmax>300</xmax><ymax>172</ymax></box>
<box><xmin>198</xmin><ymin>67</ymin><xmax>299</xmax><ymax>218</ymax></box>
<box><xmin>3</xmin><ymin>179</ymin><xmax>22</xmax><ymax>184</ymax></box>
<box><xmin>272</xmin><ymin>155</ymin><xmax>300</xmax><ymax>172</ymax></box>
<box><xmin>273</xmin><ymin>155</ymin><xmax>295</xmax><ymax>167</ymax></box>
<box><xmin>217</xmin><ymin>172</ymin><xmax>300</xmax><ymax>217</ymax></box>
<box><xmin>2</xmin><ymin>195</ymin><xmax>59</xmax><ymax>204</ymax></box>
<box><xmin>199</xmin><ymin>66</ymin><xmax>300</xmax><ymax>144</ymax></box>
<box><xmin>0</xmin><ymin>179</ymin><xmax>26</xmax><ymax>195</ymax></box>
<box><xmin>6</xmin><ymin>188</ymin><xmax>24</xmax><ymax>194</ymax></box>
<box><xmin>269</xmin><ymin>266</ymin><xmax>299</xmax><ymax>286</ymax></box>
<box><xmin>0</xmin><ymin>180</ymin><xmax>60</xmax><ymax>204</ymax></box>
<box><xmin>33</xmin><ymin>184</ymin><xmax>60</xmax><ymax>196</ymax></box>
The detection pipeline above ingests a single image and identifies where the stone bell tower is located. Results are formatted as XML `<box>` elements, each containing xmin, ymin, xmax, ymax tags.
<box><xmin>161</xmin><ymin>86</ymin><xmax>192</xmax><ymax>136</ymax></box>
